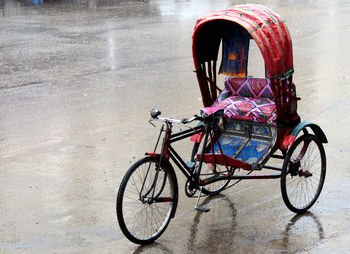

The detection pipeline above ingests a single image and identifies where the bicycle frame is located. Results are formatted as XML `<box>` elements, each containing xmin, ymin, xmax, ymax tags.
<box><xmin>147</xmin><ymin>120</ymin><xmax>297</xmax><ymax>201</ymax></box>
<box><xmin>153</xmin><ymin>122</ymin><xmax>205</xmax><ymax>188</ymax></box>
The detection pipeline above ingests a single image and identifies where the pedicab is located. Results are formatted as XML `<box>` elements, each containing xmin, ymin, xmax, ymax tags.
<box><xmin>116</xmin><ymin>4</ymin><xmax>327</xmax><ymax>245</ymax></box>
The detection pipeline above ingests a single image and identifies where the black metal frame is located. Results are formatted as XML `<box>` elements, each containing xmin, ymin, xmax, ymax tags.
<box><xmin>155</xmin><ymin>120</ymin><xmax>286</xmax><ymax>192</ymax></box>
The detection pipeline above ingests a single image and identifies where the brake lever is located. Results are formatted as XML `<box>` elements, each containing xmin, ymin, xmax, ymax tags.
<box><xmin>181</xmin><ymin>118</ymin><xmax>188</xmax><ymax>124</ymax></box>
<box><xmin>148</xmin><ymin>119</ymin><xmax>156</xmax><ymax>127</ymax></box>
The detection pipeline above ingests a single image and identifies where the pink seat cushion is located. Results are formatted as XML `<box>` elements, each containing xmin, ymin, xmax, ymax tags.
<box><xmin>225</xmin><ymin>76</ymin><xmax>274</xmax><ymax>99</ymax></box>
<box><xmin>202</xmin><ymin>77</ymin><xmax>277</xmax><ymax>125</ymax></box>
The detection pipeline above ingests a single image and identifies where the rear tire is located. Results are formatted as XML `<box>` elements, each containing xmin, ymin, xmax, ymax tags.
<box><xmin>281</xmin><ymin>134</ymin><xmax>326</xmax><ymax>213</ymax></box>
<box><xmin>116</xmin><ymin>157</ymin><xmax>178</xmax><ymax>244</ymax></box>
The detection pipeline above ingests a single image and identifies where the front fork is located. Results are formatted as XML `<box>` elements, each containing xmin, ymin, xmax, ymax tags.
<box><xmin>142</xmin><ymin>123</ymin><xmax>172</xmax><ymax>201</ymax></box>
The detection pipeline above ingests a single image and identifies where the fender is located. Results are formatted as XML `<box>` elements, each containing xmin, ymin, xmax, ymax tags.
<box><xmin>145</xmin><ymin>152</ymin><xmax>159</xmax><ymax>158</ymax></box>
<box><xmin>281</xmin><ymin>121</ymin><xmax>328</xmax><ymax>150</ymax></box>
<box><xmin>145</xmin><ymin>152</ymin><xmax>170</xmax><ymax>161</ymax></box>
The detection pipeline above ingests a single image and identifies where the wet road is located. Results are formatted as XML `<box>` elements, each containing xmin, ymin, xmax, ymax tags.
<box><xmin>1</xmin><ymin>0</ymin><xmax>350</xmax><ymax>253</ymax></box>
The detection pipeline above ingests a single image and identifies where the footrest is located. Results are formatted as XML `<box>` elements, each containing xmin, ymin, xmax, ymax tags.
<box><xmin>195</xmin><ymin>120</ymin><xmax>276</xmax><ymax>169</ymax></box>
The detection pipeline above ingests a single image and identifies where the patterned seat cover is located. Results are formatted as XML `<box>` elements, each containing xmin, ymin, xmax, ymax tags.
<box><xmin>202</xmin><ymin>77</ymin><xmax>277</xmax><ymax>125</ymax></box>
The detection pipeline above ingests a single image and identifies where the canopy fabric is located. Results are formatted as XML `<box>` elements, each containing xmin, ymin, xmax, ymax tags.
<box><xmin>219</xmin><ymin>26</ymin><xmax>251</xmax><ymax>77</ymax></box>
<box><xmin>192</xmin><ymin>4</ymin><xmax>294</xmax><ymax>79</ymax></box>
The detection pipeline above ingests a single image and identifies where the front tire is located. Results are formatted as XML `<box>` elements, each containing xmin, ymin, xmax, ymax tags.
<box><xmin>116</xmin><ymin>157</ymin><xmax>178</xmax><ymax>244</ymax></box>
<box><xmin>281</xmin><ymin>134</ymin><xmax>326</xmax><ymax>213</ymax></box>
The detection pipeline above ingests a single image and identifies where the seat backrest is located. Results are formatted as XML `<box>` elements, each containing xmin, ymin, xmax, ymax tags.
<box><xmin>224</xmin><ymin>77</ymin><xmax>274</xmax><ymax>100</ymax></box>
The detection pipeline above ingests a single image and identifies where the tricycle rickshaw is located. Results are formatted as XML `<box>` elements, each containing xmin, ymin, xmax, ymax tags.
<box><xmin>116</xmin><ymin>4</ymin><xmax>327</xmax><ymax>245</ymax></box>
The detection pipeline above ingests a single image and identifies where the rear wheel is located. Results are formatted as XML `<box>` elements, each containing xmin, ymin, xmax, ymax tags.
<box><xmin>281</xmin><ymin>134</ymin><xmax>326</xmax><ymax>213</ymax></box>
<box><xmin>116</xmin><ymin>157</ymin><xmax>178</xmax><ymax>244</ymax></box>
<box><xmin>199</xmin><ymin>163</ymin><xmax>231</xmax><ymax>195</ymax></box>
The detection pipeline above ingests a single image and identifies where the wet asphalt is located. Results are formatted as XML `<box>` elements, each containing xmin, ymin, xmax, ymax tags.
<box><xmin>1</xmin><ymin>0</ymin><xmax>350</xmax><ymax>253</ymax></box>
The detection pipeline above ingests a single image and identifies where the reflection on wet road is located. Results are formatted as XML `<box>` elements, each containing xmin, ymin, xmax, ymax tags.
<box><xmin>1</xmin><ymin>0</ymin><xmax>350</xmax><ymax>253</ymax></box>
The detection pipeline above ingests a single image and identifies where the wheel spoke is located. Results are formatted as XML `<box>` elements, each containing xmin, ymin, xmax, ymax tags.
<box><xmin>117</xmin><ymin>158</ymin><xmax>177</xmax><ymax>244</ymax></box>
<box><xmin>281</xmin><ymin>134</ymin><xmax>326</xmax><ymax>213</ymax></box>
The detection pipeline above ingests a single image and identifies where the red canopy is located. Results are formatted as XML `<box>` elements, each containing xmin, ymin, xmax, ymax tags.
<box><xmin>192</xmin><ymin>4</ymin><xmax>294</xmax><ymax>79</ymax></box>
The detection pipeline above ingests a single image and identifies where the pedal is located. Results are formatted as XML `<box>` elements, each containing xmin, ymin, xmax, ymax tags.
<box><xmin>195</xmin><ymin>206</ymin><xmax>210</xmax><ymax>212</ymax></box>
<box><xmin>186</xmin><ymin>162</ymin><xmax>196</xmax><ymax>171</ymax></box>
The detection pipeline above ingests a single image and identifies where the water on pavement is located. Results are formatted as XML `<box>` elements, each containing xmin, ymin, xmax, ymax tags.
<box><xmin>1</xmin><ymin>0</ymin><xmax>350</xmax><ymax>253</ymax></box>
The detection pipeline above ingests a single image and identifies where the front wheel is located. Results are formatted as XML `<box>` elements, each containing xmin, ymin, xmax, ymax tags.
<box><xmin>281</xmin><ymin>134</ymin><xmax>326</xmax><ymax>213</ymax></box>
<box><xmin>116</xmin><ymin>157</ymin><xmax>178</xmax><ymax>244</ymax></box>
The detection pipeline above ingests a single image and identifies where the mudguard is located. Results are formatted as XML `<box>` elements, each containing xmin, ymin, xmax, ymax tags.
<box><xmin>145</xmin><ymin>152</ymin><xmax>159</xmax><ymax>158</ymax></box>
<box><xmin>281</xmin><ymin>121</ymin><xmax>328</xmax><ymax>150</ymax></box>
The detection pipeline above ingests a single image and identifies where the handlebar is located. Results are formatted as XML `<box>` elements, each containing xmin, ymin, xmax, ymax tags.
<box><xmin>150</xmin><ymin>109</ymin><xmax>201</xmax><ymax>125</ymax></box>
<box><xmin>150</xmin><ymin>108</ymin><xmax>224</xmax><ymax>125</ymax></box>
